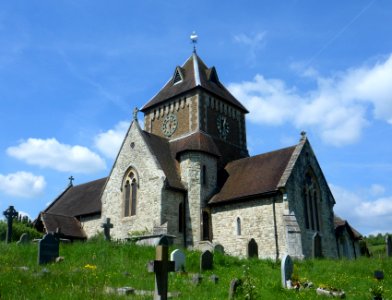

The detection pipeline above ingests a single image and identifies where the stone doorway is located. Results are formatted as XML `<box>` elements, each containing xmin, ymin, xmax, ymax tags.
<box><xmin>248</xmin><ymin>238</ymin><xmax>258</xmax><ymax>258</ymax></box>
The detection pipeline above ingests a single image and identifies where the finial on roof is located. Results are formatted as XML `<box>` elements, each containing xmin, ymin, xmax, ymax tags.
<box><xmin>190</xmin><ymin>31</ymin><xmax>198</xmax><ymax>53</ymax></box>
<box><xmin>300</xmin><ymin>131</ymin><xmax>307</xmax><ymax>141</ymax></box>
<box><xmin>133</xmin><ymin>107</ymin><xmax>139</xmax><ymax>121</ymax></box>
<box><xmin>68</xmin><ymin>175</ymin><xmax>74</xmax><ymax>186</ymax></box>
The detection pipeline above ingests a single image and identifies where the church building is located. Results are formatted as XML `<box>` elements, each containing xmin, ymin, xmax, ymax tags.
<box><xmin>35</xmin><ymin>50</ymin><xmax>361</xmax><ymax>260</ymax></box>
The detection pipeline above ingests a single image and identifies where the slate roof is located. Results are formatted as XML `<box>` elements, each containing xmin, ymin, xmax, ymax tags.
<box><xmin>40</xmin><ymin>212</ymin><xmax>86</xmax><ymax>240</ymax></box>
<box><xmin>170</xmin><ymin>131</ymin><xmax>221</xmax><ymax>158</ymax></box>
<box><xmin>334</xmin><ymin>215</ymin><xmax>362</xmax><ymax>240</ymax></box>
<box><xmin>209</xmin><ymin>146</ymin><xmax>296</xmax><ymax>205</ymax></box>
<box><xmin>140</xmin><ymin>53</ymin><xmax>248</xmax><ymax>113</ymax></box>
<box><xmin>45</xmin><ymin>177</ymin><xmax>106</xmax><ymax>217</ymax></box>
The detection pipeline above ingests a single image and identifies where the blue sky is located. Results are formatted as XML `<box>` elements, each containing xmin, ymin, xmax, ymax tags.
<box><xmin>1</xmin><ymin>0</ymin><xmax>391</xmax><ymax>236</ymax></box>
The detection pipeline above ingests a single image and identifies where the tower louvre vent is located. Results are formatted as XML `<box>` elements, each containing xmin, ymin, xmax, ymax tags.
<box><xmin>173</xmin><ymin>67</ymin><xmax>184</xmax><ymax>84</ymax></box>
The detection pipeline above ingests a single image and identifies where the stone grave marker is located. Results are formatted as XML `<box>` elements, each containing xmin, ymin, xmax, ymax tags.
<box><xmin>281</xmin><ymin>254</ymin><xmax>293</xmax><ymax>288</ymax></box>
<box><xmin>191</xmin><ymin>273</ymin><xmax>202</xmax><ymax>285</ymax></box>
<box><xmin>210</xmin><ymin>274</ymin><xmax>219</xmax><ymax>284</ymax></box>
<box><xmin>147</xmin><ymin>241</ymin><xmax>175</xmax><ymax>300</ymax></box>
<box><xmin>200</xmin><ymin>250</ymin><xmax>213</xmax><ymax>271</ymax></box>
<box><xmin>38</xmin><ymin>233</ymin><xmax>59</xmax><ymax>265</ymax></box>
<box><xmin>17</xmin><ymin>233</ymin><xmax>30</xmax><ymax>245</ymax></box>
<box><xmin>229</xmin><ymin>278</ymin><xmax>241</xmax><ymax>299</ymax></box>
<box><xmin>3</xmin><ymin>205</ymin><xmax>18</xmax><ymax>243</ymax></box>
<box><xmin>214</xmin><ymin>244</ymin><xmax>224</xmax><ymax>254</ymax></box>
<box><xmin>101</xmin><ymin>218</ymin><xmax>113</xmax><ymax>241</ymax></box>
<box><xmin>386</xmin><ymin>235</ymin><xmax>391</xmax><ymax>257</ymax></box>
<box><xmin>170</xmin><ymin>249</ymin><xmax>185</xmax><ymax>272</ymax></box>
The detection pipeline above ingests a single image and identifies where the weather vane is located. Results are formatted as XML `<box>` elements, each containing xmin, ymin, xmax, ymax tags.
<box><xmin>190</xmin><ymin>31</ymin><xmax>198</xmax><ymax>53</ymax></box>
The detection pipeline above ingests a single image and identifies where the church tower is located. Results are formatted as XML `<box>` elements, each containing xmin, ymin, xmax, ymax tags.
<box><xmin>140</xmin><ymin>51</ymin><xmax>249</xmax><ymax>246</ymax></box>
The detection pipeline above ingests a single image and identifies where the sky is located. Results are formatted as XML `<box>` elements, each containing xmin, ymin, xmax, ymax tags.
<box><xmin>0</xmin><ymin>0</ymin><xmax>391</xmax><ymax>236</ymax></box>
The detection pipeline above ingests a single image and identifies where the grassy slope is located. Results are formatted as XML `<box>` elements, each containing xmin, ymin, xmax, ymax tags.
<box><xmin>0</xmin><ymin>240</ymin><xmax>391</xmax><ymax>299</ymax></box>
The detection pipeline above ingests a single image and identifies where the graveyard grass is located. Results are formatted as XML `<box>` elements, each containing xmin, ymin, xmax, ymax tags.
<box><xmin>0</xmin><ymin>238</ymin><xmax>391</xmax><ymax>299</ymax></box>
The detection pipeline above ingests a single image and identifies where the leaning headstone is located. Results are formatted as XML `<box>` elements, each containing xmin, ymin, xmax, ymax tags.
<box><xmin>229</xmin><ymin>278</ymin><xmax>241</xmax><ymax>300</ymax></box>
<box><xmin>170</xmin><ymin>249</ymin><xmax>186</xmax><ymax>272</ymax></box>
<box><xmin>38</xmin><ymin>233</ymin><xmax>59</xmax><ymax>265</ymax></box>
<box><xmin>386</xmin><ymin>235</ymin><xmax>392</xmax><ymax>257</ymax></box>
<box><xmin>101</xmin><ymin>218</ymin><xmax>113</xmax><ymax>241</ymax></box>
<box><xmin>147</xmin><ymin>242</ymin><xmax>175</xmax><ymax>300</ymax></box>
<box><xmin>17</xmin><ymin>233</ymin><xmax>30</xmax><ymax>245</ymax></box>
<box><xmin>214</xmin><ymin>244</ymin><xmax>224</xmax><ymax>254</ymax></box>
<box><xmin>281</xmin><ymin>254</ymin><xmax>293</xmax><ymax>288</ymax></box>
<box><xmin>191</xmin><ymin>273</ymin><xmax>202</xmax><ymax>285</ymax></box>
<box><xmin>200</xmin><ymin>250</ymin><xmax>213</xmax><ymax>271</ymax></box>
<box><xmin>3</xmin><ymin>205</ymin><xmax>18</xmax><ymax>243</ymax></box>
<box><xmin>210</xmin><ymin>274</ymin><xmax>219</xmax><ymax>284</ymax></box>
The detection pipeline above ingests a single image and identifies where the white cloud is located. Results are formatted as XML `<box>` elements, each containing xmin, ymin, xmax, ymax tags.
<box><xmin>233</xmin><ymin>32</ymin><xmax>267</xmax><ymax>64</ymax></box>
<box><xmin>94</xmin><ymin>121</ymin><xmax>129</xmax><ymax>159</ymax></box>
<box><xmin>0</xmin><ymin>171</ymin><xmax>46</xmax><ymax>198</ymax></box>
<box><xmin>7</xmin><ymin>138</ymin><xmax>106</xmax><ymax>174</ymax></box>
<box><xmin>228</xmin><ymin>54</ymin><xmax>392</xmax><ymax>146</ymax></box>
<box><xmin>331</xmin><ymin>184</ymin><xmax>392</xmax><ymax>236</ymax></box>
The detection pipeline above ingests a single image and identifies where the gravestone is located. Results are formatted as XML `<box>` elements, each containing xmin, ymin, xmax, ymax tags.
<box><xmin>229</xmin><ymin>278</ymin><xmax>241</xmax><ymax>300</ymax></box>
<box><xmin>101</xmin><ymin>218</ymin><xmax>113</xmax><ymax>241</ymax></box>
<box><xmin>248</xmin><ymin>238</ymin><xmax>258</xmax><ymax>258</ymax></box>
<box><xmin>281</xmin><ymin>254</ymin><xmax>293</xmax><ymax>288</ymax></box>
<box><xmin>386</xmin><ymin>235</ymin><xmax>392</xmax><ymax>257</ymax></box>
<box><xmin>170</xmin><ymin>249</ymin><xmax>185</xmax><ymax>272</ymax></box>
<box><xmin>147</xmin><ymin>242</ymin><xmax>175</xmax><ymax>300</ymax></box>
<box><xmin>210</xmin><ymin>274</ymin><xmax>219</xmax><ymax>284</ymax></box>
<box><xmin>17</xmin><ymin>233</ymin><xmax>30</xmax><ymax>245</ymax></box>
<box><xmin>191</xmin><ymin>273</ymin><xmax>202</xmax><ymax>285</ymax></box>
<box><xmin>312</xmin><ymin>232</ymin><xmax>322</xmax><ymax>258</ymax></box>
<box><xmin>214</xmin><ymin>244</ymin><xmax>224</xmax><ymax>254</ymax></box>
<box><xmin>3</xmin><ymin>205</ymin><xmax>18</xmax><ymax>243</ymax></box>
<box><xmin>200</xmin><ymin>250</ymin><xmax>213</xmax><ymax>271</ymax></box>
<box><xmin>38</xmin><ymin>233</ymin><xmax>59</xmax><ymax>265</ymax></box>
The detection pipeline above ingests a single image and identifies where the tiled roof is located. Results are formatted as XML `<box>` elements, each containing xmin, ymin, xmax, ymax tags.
<box><xmin>141</xmin><ymin>53</ymin><xmax>248</xmax><ymax>113</ymax></box>
<box><xmin>209</xmin><ymin>146</ymin><xmax>296</xmax><ymax>204</ymax></box>
<box><xmin>45</xmin><ymin>177</ymin><xmax>106</xmax><ymax>217</ymax></box>
<box><xmin>40</xmin><ymin>212</ymin><xmax>86</xmax><ymax>240</ymax></box>
<box><xmin>170</xmin><ymin>131</ymin><xmax>221</xmax><ymax>158</ymax></box>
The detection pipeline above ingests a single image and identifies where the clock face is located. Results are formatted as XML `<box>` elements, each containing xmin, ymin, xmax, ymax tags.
<box><xmin>162</xmin><ymin>113</ymin><xmax>178</xmax><ymax>137</ymax></box>
<box><xmin>217</xmin><ymin>114</ymin><xmax>229</xmax><ymax>140</ymax></box>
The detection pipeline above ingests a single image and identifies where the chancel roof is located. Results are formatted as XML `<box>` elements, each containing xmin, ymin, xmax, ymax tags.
<box><xmin>45</xmin><ymin>177</ymin><xmax>106</xmax><ymax>217</ymax></box>
<box><xmin>140</xmin><ymin>53</ymin><xmax>248</xmax><ymax>113</ymax></box>
<box><xmin>334</xmin><ymin>215</ymin><xmax>362</xmax><ymax>240</ymax></box>
<box><xmin>40</xmin><ymin>212</ymin><xmax>86</xmax><ymax>240</ymax></box>
<box><xmin>209</xmin><ymin>146</ymin><xmax>297</xmax><ymax>205</ymax></box>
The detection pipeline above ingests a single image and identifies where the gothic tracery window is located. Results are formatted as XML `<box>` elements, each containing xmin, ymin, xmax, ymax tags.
<box><xmin>124</xmin><ymin>171</ymin><xmax>137</xmax><ymax>217</ymax></box>
<box><xmin>303</xmin><ymin>170</ymin><xmax>321</xmax><ymax>231</ymax></box>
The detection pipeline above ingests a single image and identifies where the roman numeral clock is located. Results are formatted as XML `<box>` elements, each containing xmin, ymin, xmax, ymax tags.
<box><xmin>162</xmin><ymin>113</ymin><xmax>178</xmax><ymax>137</ymax></box>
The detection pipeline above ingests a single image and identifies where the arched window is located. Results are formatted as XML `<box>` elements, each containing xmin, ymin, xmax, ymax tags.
<box><xmin>236</xmin><ymin>217</ymin><xmax>241</xmax><ymax>236</ymax></box>
<box><xmin>303</xmin><ymin>170</ymin><xmax>321</xmax><ymax>231</ymax></box>
<box><xmin>124</xmin><ymin>171</ymin><xmax>138</xmax><ymax>217</ymax></box>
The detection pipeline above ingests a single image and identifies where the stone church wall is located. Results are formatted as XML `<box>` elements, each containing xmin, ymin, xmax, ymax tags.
<box><xmin>101</xmin><ymin>121</ymin><xmax>166</xmax><ymax>240</ymax></box>
<box><xmin>80</xmin><ymin>215</ymin><xmax>102</xmax><ymax>238</ymax></box>
<box><xmin>161</xmin><ymin>189</ymin><xmax>185</xmax><ymax>246</ymax></box>
<box><xmin>284</xmin><ymin>141</ymin><xmax>338</xmax><ymax>259</ymax></box>
<box><xmin>211</xmin><ymin>196</ymin><xmax>286</xmax><ymax>260</ymax></box>
<box><xmin>179</xmin><ymin>152</ymin><xmax>217</xmax><ymax>246</ymax></box>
